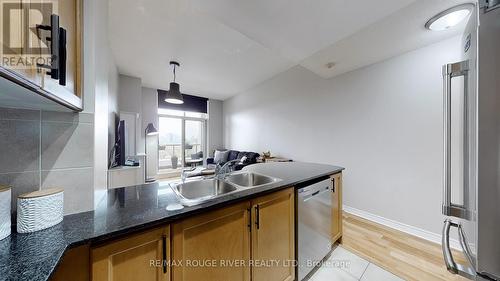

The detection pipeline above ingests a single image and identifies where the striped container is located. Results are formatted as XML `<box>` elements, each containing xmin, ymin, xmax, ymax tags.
<box><xmin>17</xmin><ymin>188</ymin><xmax>64</xmax><ymax>233</ymax></box>
<box><xmin>0</xmin><ymin>186</ymin><xmax>11</xmax><ymax>240</ymax></box>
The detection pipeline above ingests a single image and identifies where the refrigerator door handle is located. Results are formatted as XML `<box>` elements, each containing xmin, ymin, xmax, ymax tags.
<box><xmin>442</xmin><ymin>219</ymin><xmax>476</xmax><ymax>279</ymax></box>
<box><xmin>442</xmin><ymin>60</ymin><xmax>474</xmax><ymax>221</ymax></box>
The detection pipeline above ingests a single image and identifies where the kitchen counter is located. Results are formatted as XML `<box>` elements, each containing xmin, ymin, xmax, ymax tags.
<box><xmin>0</xmin><ymin>162</ymin><xmax>343</xmax><ymax>281</ymax></box>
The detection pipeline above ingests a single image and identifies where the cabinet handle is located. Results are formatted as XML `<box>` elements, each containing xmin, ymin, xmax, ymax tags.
<box><xmin>58</xmin><ymin>27</ymin><xmax>67</xmax><ymax>86</ymax></box>
<box><xmin>255</xmin><ymin>205</ymin><xmax>260</xmax><ymax>230</ymax></box>
<box><xmin>162</xmin><ymin>235</ymin><xmax>167</xmax><ymax>274</ymax></box>
<box><xmin>332</xmin><ymin>178</ymin><xmax>336</xmax><ymax>193</ymax></box>
<box><xmin>35</xmin><ymin>15</ymin><xmax>60</xmax><ymax>80</ymax></box>
<box><xmin>247</xmin><ymin>208</ymin><xmax>252</xmax><ymax>231</ymax></box>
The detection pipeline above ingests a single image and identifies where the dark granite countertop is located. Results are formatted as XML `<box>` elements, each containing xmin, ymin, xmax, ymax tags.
<box><xmin>0</xmin><ymin>162</ymin><xmax>343</xmax><ymax>281</ymax></box>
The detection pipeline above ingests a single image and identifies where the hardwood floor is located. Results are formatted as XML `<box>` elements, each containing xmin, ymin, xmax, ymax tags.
<box><xmin>341</xmin><ymin>212</ymin><xmax>469</xmax><ymax>281</ymax></box>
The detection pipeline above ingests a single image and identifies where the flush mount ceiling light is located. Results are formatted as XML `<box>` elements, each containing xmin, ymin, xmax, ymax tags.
<box><xmin>165</xmin><ymin>61</ymin><xmax>184</xmax><ymax>104</ymax></box>
<box><xmin>325</xmin><ymin>62</ymin><xmax>336</xmax><ymax>69</ymax></box>
<box><xmin>425</xmin><ymin>4</ymin><xmax>474</xmax><ymax>31</ymax></box>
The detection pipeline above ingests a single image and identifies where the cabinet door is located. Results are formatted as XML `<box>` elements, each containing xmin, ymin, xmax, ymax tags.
<box><xmin>40</xmin><ymin>0</ymin><xmax>82</xmax><ymax>99</ymax></box>
<box><xmin>172</xmin><ymin>202</ymin><xmax>251</xmax><ymax>281</ymax></box>
<box><xmin>23</xmin><ymin>0</ymin><xmax>46</xmax><ymax>85</ymax></box>
<box><xmin>0</xmin><ymin>0</ymin><xmax>82</xmax><ymax>111</ymax></box>
<box><xmin>330</xmin><ymin>173</ymin><xmax>343</xmax><ymax>242</ymax></box>
<box><xmin>0</xmin><ymin>0</ymin><xmax>41</xmax><ymax>85</ymax></box>
<box><xmin>251</xmin><ymin>188</ymin><xmax>295</xmax><ymax>281</ymax></box>
<box><xmin>92</xmin><ymin>226</ymin><xmax>170</xmax><ymax>281</ymax></box>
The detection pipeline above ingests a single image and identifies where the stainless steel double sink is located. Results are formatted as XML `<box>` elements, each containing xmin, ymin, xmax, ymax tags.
<box><xmin>170</xmin><ymin>172</ymin><xmax>281</xmax><ymax>206</ymax></box>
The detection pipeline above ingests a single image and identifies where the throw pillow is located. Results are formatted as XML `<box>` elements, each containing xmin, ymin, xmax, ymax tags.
<box><xmin>214</xmin><ymin>150</ymin><xmax>229</xmax><ymax>164</ymax></box>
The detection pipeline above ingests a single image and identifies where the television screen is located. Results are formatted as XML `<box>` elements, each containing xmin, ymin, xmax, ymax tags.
<box><xmin>115</xmin><ymin>120</ymin><xmax>126</xmax><ymax>166</ymax></box>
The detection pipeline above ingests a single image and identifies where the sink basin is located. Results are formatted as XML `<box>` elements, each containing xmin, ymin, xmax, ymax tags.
<box><xmin>171</xmin><ymin>179</ymin><xmax>237</xmax><ymax>205</ymax></box>
<box><xmin>171</xmin><ymin>172</ymin><xmax>280</xmax><ymax>206</ymax></box>
<box><xmin>225</xmin><ymin>172</ymin><xmax>280</xmax><ymax>187</ymax></box>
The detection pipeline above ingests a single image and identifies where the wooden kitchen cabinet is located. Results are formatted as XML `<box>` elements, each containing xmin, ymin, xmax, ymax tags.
<box><xmin>50</xmin><ymin>245</ymin><xmax>90</xmax><ymax>281</ymax></box>
<box><xmin>251</xmin><ymin>188</ymin><xmax>295</xmax><ymax>281</ymax></box>
<box><xmin>0</xmin><ymin>0</ymin><xmax>83</xmax><ymax>111</ymax></box>
<box><xmin>172</xmin><ymin>201</ymin><xmax>252</xmax><ymax>281</ymax></box>
<box><xmin>171</xmin><ymin>188</ymin><xmax>295</xmax><ymax>281</ymax></box>
<box><xmin>53</xmin><ymin>188</ymin><xmax>297</xmax><ymax>281</ymax></box>
<box><xmin>5</xmin><ymin>0</ymin><xmax>41</xmax><ymax>85</ymax></box>
<box><xmin>330</xmin><ymin>173</ymin><xmax>343</xmax><ymax>243</ymax></box>
<box><xmin>40</xmin><ymin>0</ymin><xmax>82</xmax><ymax>102</ymax></box>
<box><xmin>92</xmin><ymin>226</ymin><xmax>170</xmax><ymax>281</ymax></box>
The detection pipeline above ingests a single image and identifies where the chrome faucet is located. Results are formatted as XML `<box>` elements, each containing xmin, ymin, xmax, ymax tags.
<box><xmin>181</xmin><ymin>166</ymin><xmax>196</xmax><ymax>182</ymax></box>
<box><xmin>215</xmin><ymin>159</ymin><xmax>240</xmax><ymax>180</ymax></box>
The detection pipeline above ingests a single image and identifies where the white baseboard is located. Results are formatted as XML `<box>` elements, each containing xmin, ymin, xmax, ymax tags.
<box><xmin>343</xmin><ymin>205</ymin><xmax>462</xmax><ymax>251</ymax></box>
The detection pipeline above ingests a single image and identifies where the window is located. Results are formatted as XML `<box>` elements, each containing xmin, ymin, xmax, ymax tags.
<box><xmin>158</xmin><ymin>109</ymin><xmax>208</xmax><ymax>173</ymax></box>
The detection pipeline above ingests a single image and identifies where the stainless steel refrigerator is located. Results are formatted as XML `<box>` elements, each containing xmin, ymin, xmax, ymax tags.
<box><xmin>441</xmin><ymin>1</ymin><xmax>500</xmax><ymax>280</ymax></box>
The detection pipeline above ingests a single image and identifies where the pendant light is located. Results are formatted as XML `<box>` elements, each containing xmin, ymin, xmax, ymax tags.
<box><xmin>165</xmin><ymin>61</ymin><xmax>184</xmax><ymax>104</ymax></box>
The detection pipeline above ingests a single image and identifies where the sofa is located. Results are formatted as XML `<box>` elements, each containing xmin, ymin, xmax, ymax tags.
<box><xmin>207</xmin><ymin>150</ymin><xmax>260</xmax><ymax>171</ymax></box>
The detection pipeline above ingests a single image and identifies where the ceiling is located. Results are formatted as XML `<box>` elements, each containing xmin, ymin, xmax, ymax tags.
<box><xmin>109</xmin><ymin>0</ymin><xmax>471</xmax><ymax>100</ymax></box>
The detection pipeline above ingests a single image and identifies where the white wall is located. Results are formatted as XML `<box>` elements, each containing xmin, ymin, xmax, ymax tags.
<box><xmin>118</xmin><ymin>75</ymin><xmax>143</xmax><ymax>155</ymax></box>
<box><xmin>119</xmin><ymin>75</ymin><xmax>143</xmax><ymax>113</ymax></box>
<box><xmin>91</xmin><ymin>0</ymin><xmax>119</xmax><ymax>206</ymax></box>
<box><xmin>208</xmin><ymin>99</ymin><xmax>224</xmax><ymax>156</ymax></box>
<box><xmin>224</xmin><ymin>36</ymin><xmax>462</xmax><ymax>237</ymax></box>
<box><xmin>108</xmin><ymin>59</ymin><xmax>119</xmax><ymax>155</ymax></box>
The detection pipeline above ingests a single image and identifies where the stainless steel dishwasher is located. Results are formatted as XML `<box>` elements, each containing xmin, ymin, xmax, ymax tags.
<box><xmin>297</xmin><ymin>177</ymin><xmax>333</xmax><ymax>281</ymax></box>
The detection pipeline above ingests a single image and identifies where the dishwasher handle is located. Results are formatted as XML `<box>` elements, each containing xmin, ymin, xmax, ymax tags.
<box><xmin>302</xmin><ymin>187</ymin><xmax>329</xmax><ymax>202</ymax></box>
